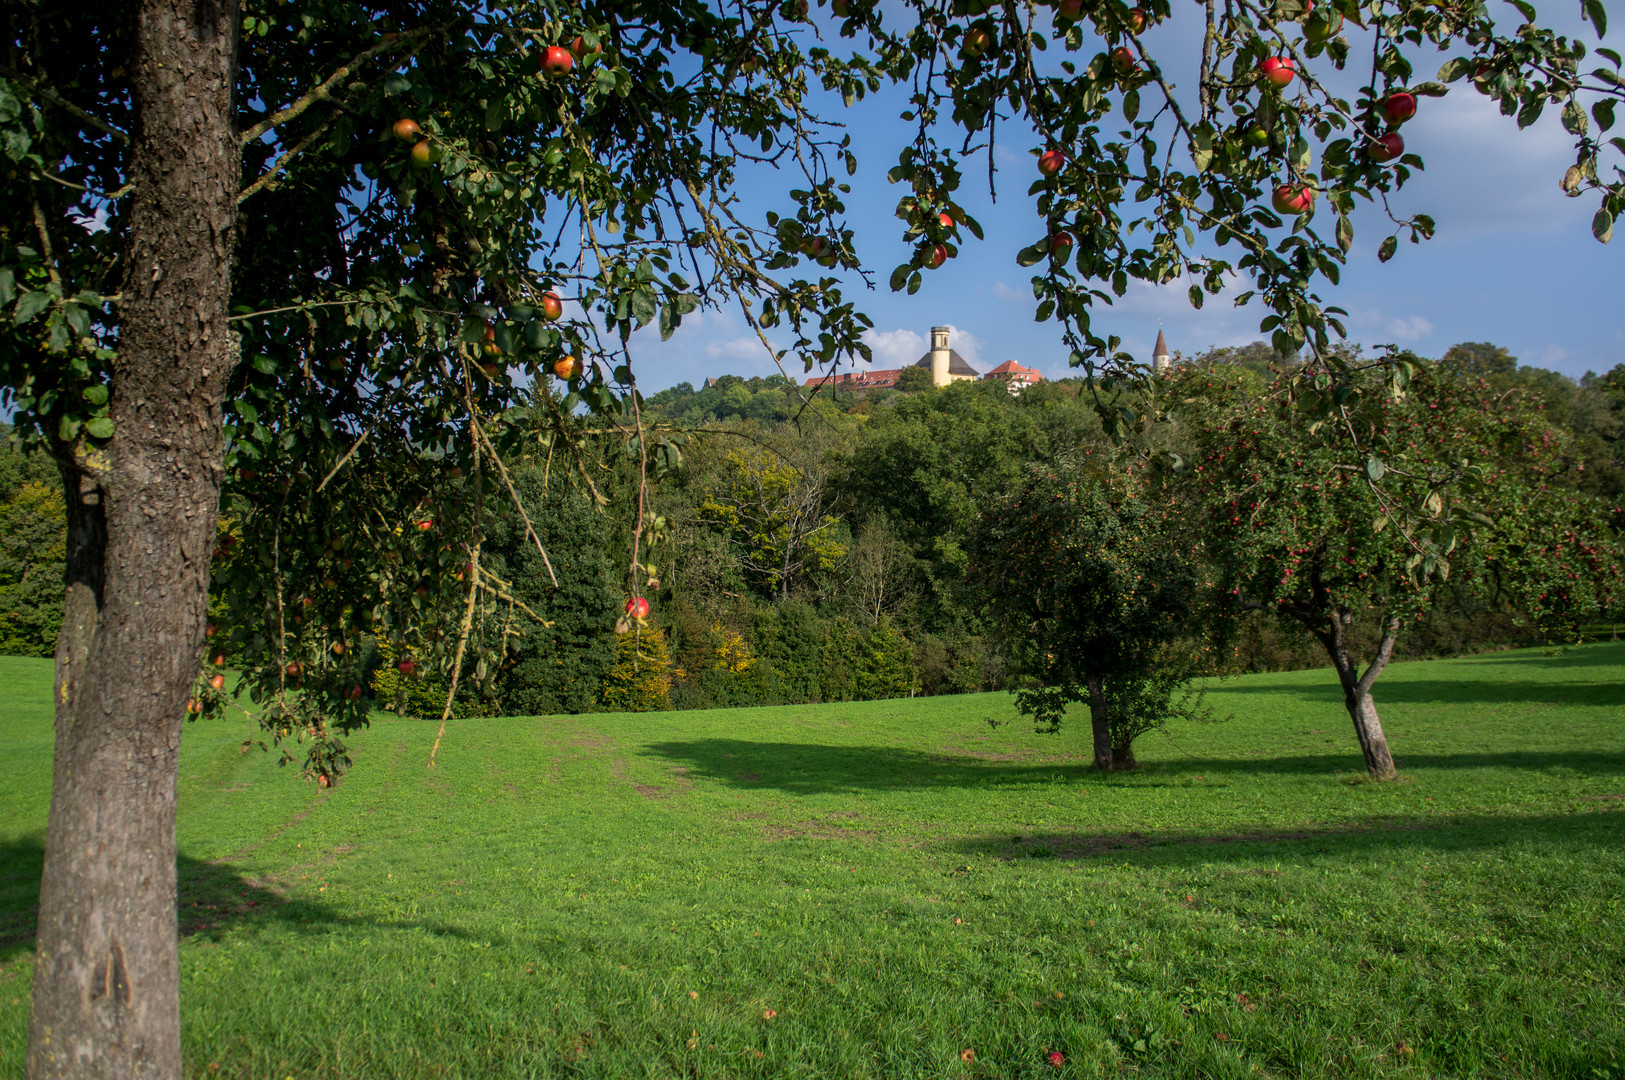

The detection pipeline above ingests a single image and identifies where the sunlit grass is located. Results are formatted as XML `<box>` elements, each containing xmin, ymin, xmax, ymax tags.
<box><xmin>0</xmin><ymin>644</ymin><xmax>1621</xmax><ymax>1078</ymax></box>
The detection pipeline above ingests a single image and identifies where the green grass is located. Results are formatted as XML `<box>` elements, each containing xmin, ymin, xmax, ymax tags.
<box><xmin>1</xmin><ymin>645</ymin><xmax>1623</xmax><ymax>1079</ymax></box>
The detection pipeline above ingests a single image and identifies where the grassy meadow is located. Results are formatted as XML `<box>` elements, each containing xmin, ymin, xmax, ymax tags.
<box><xmin>0</xmin><ymin>645</ymin><xmax>1622</xmax><ymax>1078</ymax></box>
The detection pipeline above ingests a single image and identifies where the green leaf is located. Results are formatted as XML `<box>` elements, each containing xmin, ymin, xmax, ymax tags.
<box><xmin>1016</xmin><ymin>243</ymin><xmax>1045</xmax><ymax>267</ymax></box>
<box><xmin>1378</xmin><ymin>236</ymin><xmax>1398</xmax><ymax>262</ymax></box>
<box><xmin>1187</xmin><ymin>284</ymin><xmax>1204</xmax><ymax>310</ymax></box>
<box><xmin>251</xmin><ymin>354</ymin><xmax>277</xmax><ymax>374</ymax></box>
<box><xmin>84</xmin><ymin>417</ymin><xmax>114</xmax><ymax>439</ymax></box>
<box><xmin>384</xmin><ymin>73</ymin><xmax>412</xmax><ymax>96</ymax></box>
<box><xmin>0</xmin><ymin>267</ymin><xmax>12</xmax><ymax>306</ymax></box>
<box><xmin>1437</xmin><ymin>58</ymin><xmax>1473</xmax><ymax>83</ymax></box>
<box><xmin>1191</xmin><ymin>125</ymin><xmax>1213</xmax><ymax>173</ymax></box>
<box><xmin>81</xmin><ymin>385</ymin><xmax>108</xmax><ymax>406</ymax></box>
<box><xmin>1593</xmin><ymin>99</ymin><xmax>1616</xmax><ymax>132</ymax></box>
<box><xmin>1584</xmin><ymin>0</ymin><xmax>1607</xmax><ymax>35</ymax></box>
<box><xmin>1123</xmin><ymin>88</ymin><xmax>1140</xmax><ymax>123</ymax></box>
<box><xmin>1365</xmin><ymin>455</ymin><xmax>1385</xmax><ymax>481</ymax></box>
<box><xmin>630</xmin><ymin>289</ymin><xmax>657</xmax><ymax>328</ymax></box>
<box><xmin>13</xmin><ymin>288</ymin><xmax>50</xmax><ymax>324</ymax></box>
<box><xmin>1562</xmin><ymin>99</ymin><xmax>1588</xmax><ymax>135</ymax></box>
<box><xmin>1594</xmin><ymin>208</ymin><xmax>1614</xmax><ymax>243</ymax></box>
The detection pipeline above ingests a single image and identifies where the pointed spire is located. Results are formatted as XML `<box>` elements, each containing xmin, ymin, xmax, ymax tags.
<box><xmin>1153</xmin><ymin>328</ymin><xmax>1169</xmax><ymax>358</ymax></box>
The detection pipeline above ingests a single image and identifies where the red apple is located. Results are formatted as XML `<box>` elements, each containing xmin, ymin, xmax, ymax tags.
<box><xmin>210</xmin><ymin>674</ymin><xmax>226</xmax><ymax>691</ymax></box>
<box><xmin>286</xmin><ymin>662</ymin><xmax>303</xmax><ymax>678</ymax></box>
<box><xmin>1366</xmin><ymin>130</ymin><xmax>1404</xmax><ymax>163</ymax></box>
<box><xmin>1128</xmin><ymin>7</ymin><xmax>1149</xmax><ymax>32</ymax></box>
<box><xmin>923</xmin><ymin>243</ymin><xmax>949</xmax><ymax>269</ymax></box>
<box><xmin>1259</xmin><ymin>57</ymin><xmax>1295</xmax><ymax>87</ymax></box>
<box><xmin>1111</xmin><ymin>46</ymin><xmax>1139</xmax><ymax>76</ymax></box>
<box><xmin>391</xmin><ymin>118</ymin><xmax>422</xmax><ymax>142</ymax></box>
<box><xmin>347</xmin><ymin>683</ymin><xmax>364</xmax><ymax>700</ymax></box>
<box><xmin>540</xmin><ymin>291</ymin><xmax>564</xmax><ymax>320</ymax></box>
<box><xmin>962</xmin><ymin>26</ymin><xmax>993</xmax><ymax>57</ymax></box>
<box><xmin>569</xmin><ymin>35</ymin><xmax>602</xmax><ymax>59</ymax></box>
<box><xmin>415</xmin><ymin>584</ymin><xmax>430</xmax><ymax>599</ymax></box>
<box><xmin>1049</xmin><ymin>230</ymin><xmax>1074</xmax><ymax>259</ymax></box>
<box><xmin>1038</xmin><ymin>149</ymin><xmax>1067</xmax><ymax>176</ymax></box>
<box><xmin>205</xmin><ymin>623</ymin><xmax>219</xmax><ymax>638</ymax></box>
<box><xmin>211</xmin><ymin>652</ymin><xmax>226</xmax><ymax>666</ymax></box>
<box><xmin>1056</xmin><ymin>0</ymin><xmax>1084</xmax><ymax>20</ymax></box>
<box><xmin>187</xmin><ymin>698</ymin><xmax>202</xmax><ymax>715</ymax></box>
<box><xmin>938</xmin><ymin>211</ymin><xmax>956</xmax><ymax>229</ymax></box>
<box><xmin>397</xmin><ymin>659</ymin><xmax>417</xmax><ymax>674</ymax></box>
<box><xmin>554</xmin><ymin>355</ymin><xmax>582</xmax><ymax>380</ymax></box>
<box><xmin>1271</xmin><ymin>183</ymin><xmax>1316</xmax><ymax>215</ymax></box>
<box><xmin>832</xmin><ymin>0</ymin><xmax>850</xmax><ymax>14</ymax></box>
<box><xmin>626</xmin><ymin>596</ymin><xmax>651</xmax><ymax>619</ymax></box>
<box><xmin>417</xmin><ymin>519</ymin><xmax>433</xmax><ymax>531</ymax></box>
<box><xmin>409</xmin><ymin>140</ymin><xmax>435</xmax><ymax>167</ymax></box>
<box><xmin>1383</xmin><ymin>91</ymin><xmax>1417</xmax><ymax>124</ymax></box>
<box><xmin>542</xmin><ymin>45</ymin><xmax>574</xmax><ymax>75</ymax></box>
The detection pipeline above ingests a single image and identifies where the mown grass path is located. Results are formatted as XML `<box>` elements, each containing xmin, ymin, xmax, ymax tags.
<box><xmin>1</xmin><ymin>645</ymin><xmax>1622</xmax><ymax>1078</ymax></box>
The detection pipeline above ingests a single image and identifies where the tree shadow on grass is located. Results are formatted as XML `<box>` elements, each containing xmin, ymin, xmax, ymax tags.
<box><xmin>642</xmin><ymin>739</ymin><xmax>1625</xmax><ymax>795</ymax></box>
<box><xmin>0</xmin><ymin>838</ymin><xmax>475</xmax><ymax>966</ymax></box>
<box><xmin>945</xmin><ymin>807</ymin><xmax>1625</xmax><ymax>869</ymax></box>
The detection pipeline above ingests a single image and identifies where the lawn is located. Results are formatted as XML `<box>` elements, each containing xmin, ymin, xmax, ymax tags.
<box><xmin>0</xmin><ymin>644</ymin><xmax>1622</xmax><ymax>1079</ymax></box>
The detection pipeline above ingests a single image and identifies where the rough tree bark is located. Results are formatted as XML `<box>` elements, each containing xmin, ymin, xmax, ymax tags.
<box><xmin>1316</xmin><ymin>609</ymin><xmax>1400</xmax><ymax>781</ymax></box>
<box><xmin>1084</xmin><ymin>673</ymin><xmax>1113</xmax><ymax>771</ymax></box>
<box><xmin>26</xmin><ymin>1</ymin><xmax>239</xmax><ymax>1076</ymax></box>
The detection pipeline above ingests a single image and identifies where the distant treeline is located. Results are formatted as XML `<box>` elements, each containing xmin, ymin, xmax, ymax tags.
<box><xmin>3</xmin><ymin>341</ymin><xmax>1621</xmax><ymax>715</ymax></box>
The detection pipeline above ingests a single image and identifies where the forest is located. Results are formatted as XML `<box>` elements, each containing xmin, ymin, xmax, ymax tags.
<box><xmin>5</xmin><ymin>339</ymin><xmax>1621</xmax><ymax>718</ymax></box>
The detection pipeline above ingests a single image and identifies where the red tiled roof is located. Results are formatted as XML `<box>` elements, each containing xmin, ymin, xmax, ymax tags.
<box><xmin>983</xmin><ymin>360</ymin><xmax>1044</xmax><ymax>382</ymax></box>
<box><xmin>805</xmin><ymin>368</ymin><xmax>903</xmax><ymax>389</ymax></box>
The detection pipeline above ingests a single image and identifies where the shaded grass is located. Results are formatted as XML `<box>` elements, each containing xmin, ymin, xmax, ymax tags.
<box><xmin>0</xmin><ymin>645</ymin><xmax>1621</xmax><ymax>1078</ymax></box>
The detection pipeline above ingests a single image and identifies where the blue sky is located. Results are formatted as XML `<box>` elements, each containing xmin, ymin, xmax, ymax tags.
<box><xmin>619</xmin><ymin>2</ymin><xmax>1622</xmax><ymax>391</ymax></box>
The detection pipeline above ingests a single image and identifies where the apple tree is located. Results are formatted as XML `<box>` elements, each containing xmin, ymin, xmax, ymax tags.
<box><xmin>1</xmin><ymin>0</ymin><xmax>1617</xmax><ymax>1074</ymax></box>
<box><xmin>1178</xmin><ymin>359</ymin><xmax>1621</xmax><ymax>779</ymax></box>
<box><xmin>972</xmin><ymin>457</ymin><xmax>1202</xmax><ymax>770</ymax></box>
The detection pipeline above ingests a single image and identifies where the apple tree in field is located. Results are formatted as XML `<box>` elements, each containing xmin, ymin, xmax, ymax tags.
<box><xmin>973</xmin><ymin>457</ymin><xmax>1203</xmax><ymax>770</ymax></box>
<box><xmin>1</xmin><ymin>0</ymin><xmax>1618</xmax><ymax>1074</ymax></box>
<box><xmin>1176</xmin><ymin>359</ymin><xmax>1622</xmax><ymax>779</ymax></box>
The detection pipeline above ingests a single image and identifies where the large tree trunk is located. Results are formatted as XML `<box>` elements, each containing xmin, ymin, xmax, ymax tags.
<box><xmin>27</xmin><ymin>2</ymin><xmax>238</xmax><ymax>1077</ymax></box>
<box><xmin>1084</xmin><ymin>673</ymin><xmax>1113</xmax><ymax>771</ymax></box>
<box><xmin>1314</xmin><ymin>610</ymin><xmax>1400</xmax><ymax>781</ymax></box>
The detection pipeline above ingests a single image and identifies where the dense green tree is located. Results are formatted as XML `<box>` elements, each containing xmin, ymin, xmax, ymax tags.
<box><xmin>1183</xmin><ymin>362</ymin><xmax>1620</xmax><ymax>779</ymax></box>
<box><xmin>0</xmin><ymin>432</ymin><xmax>62</xmax><ymax>657</ymax></box>
<box><xmin>973</xmin><ymin>459</ymin><xmax>1200</xmax><ymax>770</ymax></box>
<box><xmin>485</xmin><ymin>467</ymin><xmax>621</xmax><ymax>718</ymax></box>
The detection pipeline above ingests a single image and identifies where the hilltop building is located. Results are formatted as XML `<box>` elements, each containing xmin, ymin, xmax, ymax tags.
<box><xmin>796</xmin><ymin>324</ymin><xmax>1170</xmax><ymax>393</ymax></box>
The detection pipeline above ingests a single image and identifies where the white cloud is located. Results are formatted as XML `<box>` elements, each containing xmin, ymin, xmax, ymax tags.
<box><xmin>1539</xmin><ymin>343</ymin><xmax>1570</xmax><ymax>368</ymax></box>
<box><xmin>863</xmin><ymin>327</ymin><xmax>926</xmax><ymax>367</ymax></box>
<box><xmin>705</xmin><ymin>335</ymin><xmax>771</xmax><ymax>362</ymax></box>
<box><xmin>1385</xmin><ymin>315</ymin><xmax>1434</xmax><ymax>342</ymax></box>
<box><xmin>992</xmin><ymin>280</ymin><xmax>1027</xmax><ymax>302</ymax></box>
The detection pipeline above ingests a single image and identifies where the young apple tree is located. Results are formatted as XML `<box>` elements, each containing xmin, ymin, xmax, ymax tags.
<box><xmin>972</xmin><ymin>458</ymin><xmax>1203</xmax><ymax>770</ymax></box>
<box><xmin>2</xmin><ymin>0</ymin><xmax>1617</xmax><ymax>1073</ymax></box>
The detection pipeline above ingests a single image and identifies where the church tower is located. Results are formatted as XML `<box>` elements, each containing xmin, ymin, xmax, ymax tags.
<box><xmin>929</xmin><ymin>326</ymin><xmax>952</xmax><ymax>387</ymax></box>
<box><xmin>1152</xmin><ymin>328</ymin><xmax>1171</xmax><ymax>373</ymax></box>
